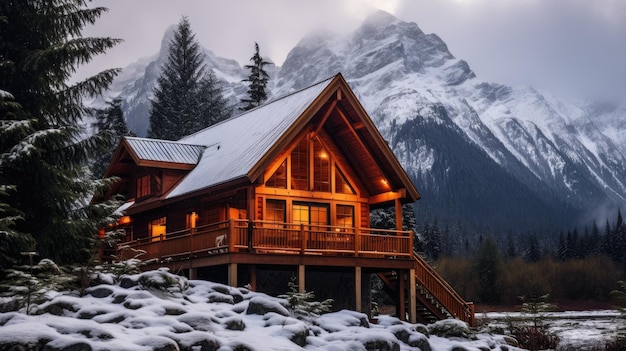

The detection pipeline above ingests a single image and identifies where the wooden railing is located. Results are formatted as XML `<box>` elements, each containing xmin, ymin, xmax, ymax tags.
<box><xmin>116</xmin><ymin>219</ymin><xmax>413</xmax><ymax>261</ymax></box>
<box><xmin>411</xmin><ymin>251</ymin><xmax>475</xmax><ymax>326</ymax></box>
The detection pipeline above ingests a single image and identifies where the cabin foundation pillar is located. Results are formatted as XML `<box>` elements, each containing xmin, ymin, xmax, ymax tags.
<box><xmin>397</xmin><ymin>270</ymin><xmax>406</xmax><ymax>321</ymax></box>
<box><xmin>188</xmin><ymin>268</ymin><xmax>197</xmax><ymax>280</ymax></box>
<box><xmin>298</xmin><ymin>265</ymin><xmax>305</xmax><ymax>293</ymax></box>
<box><xmin>409</xmin><ymin>268</ymin><xmax>416</xmax><ymax>323</ymax></box>
<box><xmin>355</xmin><ymin>266</ymin><xmax>362</xmax><ymax>312</ymax></box>
<box><xmin>249</xmin><ymin>265</ymin><xmax>257</xmax><ymax>291</ymax></box>
<box><xmin>228</xmin><ymin>263</ymin><xmax>238</xmax><ymax>287</ymax></box>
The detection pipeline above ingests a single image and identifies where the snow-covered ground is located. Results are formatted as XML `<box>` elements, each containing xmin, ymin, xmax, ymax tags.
<box><xmin>478</xmin><ymin>310</ymin><xmax>624</xmax><ymax>350</ymax></box>
<box><xmin>0</xmin><ymin>268</ymin><xmax>525</xmax><ymax>351</ymax></box>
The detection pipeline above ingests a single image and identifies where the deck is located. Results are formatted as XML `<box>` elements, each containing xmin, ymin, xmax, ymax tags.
<box><xmin>115</xmin><ymin>219</ymin><xmax>474</xmax><ymax>326</ymax></box>
<box><xmin>117</xmin><ymin>219</ymin><xmax>414</xmax><ymax>261</ymax></box>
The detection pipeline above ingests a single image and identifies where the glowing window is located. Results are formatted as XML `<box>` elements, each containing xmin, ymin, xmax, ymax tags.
<box><xmin>186</xmin><ymin>212</ymin><xmax>198</xmax><ymax>229</ymax></box>
<box><xmin>313</xmin><ymin>139</ymin><xmax>331</xmax><ymax>192</ymax></box>
<box><xmin>336</xmin><ymin>205</ymin><xmax>354</xmax><ymax>228</ymax></box>
<box><xmin>266</xmin><ymin>200</ymin><xmax>286</xmax><ymax>223</ymax></box>
<box><xmin>149</xmin><ymin>217</ymin><xmax>166</xmax><ymax>241</ymax></box>
<box><xmin>290</xmin><ymin>138</ymin><xmax>309</xmax><ymax>190</ymax></box>
<box><xmin>266</xmin><ymin>159</ymin><xmax>287</xmax><ymax>189</ymax></box>
<box><xmin>335</xmin><ymin>167</ymin><xmax>355</xmax><ymax>194</ymax></box>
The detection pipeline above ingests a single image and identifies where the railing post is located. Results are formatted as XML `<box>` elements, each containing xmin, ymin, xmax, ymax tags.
<box><xmin>300</xmin><ymin>224</ymin><xmax>306</xmax><ymax>254</ymax></box>
<box><xmin>247</xmin><ymin>220</ymin><xmax>254</xmax><ymax>252</ymax></box>
<box><xmin>409</xmin><ymin>230</ymin><xmax>414</xmax><ymax>257</ymax></box>
<box><xmin>189</xmin><ymin>228</ymin><xmax>193</xmax><ymax>259</ymax></box>
<box><xmin>354</xmin><ymin>228</ymin><xmax>360</xmax><ymax>256</ymax></box>
<box><xmin>159</xmin><ymin>234</ymin><xmax>163</xmax><ymax>260</ymax></box>
<box><xmin>228</xmin><ymin>218</ymin><xmax>235</xmax><ymax>252</ymax></box>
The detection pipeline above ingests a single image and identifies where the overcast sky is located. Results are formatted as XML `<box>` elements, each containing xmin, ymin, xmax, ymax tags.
<box><xmin>79</xmin><ymin>0</ymin><xmax>626</xmax><ymax>101</ymax></box>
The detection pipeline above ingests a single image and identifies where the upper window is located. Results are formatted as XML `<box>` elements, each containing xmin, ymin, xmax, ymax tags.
<box><xmin>137</xmin><ymin>175</ymin><xmax>151</xmax><ymax>198</ymax></box>
<box><xmin>313</xmin><ymin>139</ymin><xmax>331</xmax><ymax>192</ymax></box>
<box><xmin>266</xmin><ymin>159</ymin><xmax>287</xmax><ymax>189</ymax></box>
<box><xmin>335</xmin><ymin>168</ymin><xmax>355</xmax><ymax>194</ymax></box>
<box><xmin>291</xmin><ymin>138</ymin><xmax>309</xmax><ymax>190</ymax></box>
<box><xmin>265</xmin><ymin>135</ymin><xmax>356</xmax><ymax>195</ymax></box>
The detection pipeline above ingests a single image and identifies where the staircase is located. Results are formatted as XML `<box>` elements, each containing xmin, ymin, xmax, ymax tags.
<box><xmin>378</xmin><ymin>252</ymin><xmax>475</xmax><ymax>326</ymax></box>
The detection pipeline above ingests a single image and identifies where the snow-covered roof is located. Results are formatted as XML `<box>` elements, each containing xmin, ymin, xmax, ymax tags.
<box><xmin>125</xmin><ymin>137</ymin><xmax>206</xmax><ymax>165</ymax></box>
<box><xmin>164</xmin><ymin>75</ymin><xmax>335</xmax><ymax>199</ymax></box>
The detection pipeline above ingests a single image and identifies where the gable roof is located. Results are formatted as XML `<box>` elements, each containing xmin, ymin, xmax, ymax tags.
<box><xmin>109</xmin><ymin>73</ymin><xmax>419</xmax><ymax>203</ymax></box>
<box><xmin>166</xmin><ymin>76</ymin><xmax>336</xmax><ymax>199</ymax></box>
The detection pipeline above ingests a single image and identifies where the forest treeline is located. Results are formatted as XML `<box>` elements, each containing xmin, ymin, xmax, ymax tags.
<box><xmin>417</xmin><ymin>209</ymin><xmax>626</xmax><ymax>305</ymax></box>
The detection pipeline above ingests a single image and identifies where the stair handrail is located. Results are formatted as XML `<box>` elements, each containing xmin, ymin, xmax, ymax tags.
<box><xmin>412</xmin><ymin>251</ymin><xmax>474</xmax><ymax>325</ymax></box>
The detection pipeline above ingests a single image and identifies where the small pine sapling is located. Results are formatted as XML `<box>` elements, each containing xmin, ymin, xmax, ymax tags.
<box><xmin>279</xmin><ymin>275</ymin><xmax>333</xmax><ymax>322</ymax></box>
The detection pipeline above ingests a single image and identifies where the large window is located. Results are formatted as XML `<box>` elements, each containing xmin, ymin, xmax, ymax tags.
<box><xmin>266</xmin><ymin>199</ymin><xmax>286</xmax><ymax>223</ymax></box>
<box><xmin>293</xmin><ymin>202</ymin><xmax>329</xmax><ymax>227</ymax></box>
<box><xmin>149</xmin><ymin>217</ymin><xmax>166</xmax><ymax>241</ymax></box>
<box><xmin>336</xmin><ymin>205</ymin><xmax>354</xmax><ymax>228</ymax></box>
<box><xmin>313</xmin><ymin>139</ymin><xmax>331</xmax><ymax>192</ymax></box>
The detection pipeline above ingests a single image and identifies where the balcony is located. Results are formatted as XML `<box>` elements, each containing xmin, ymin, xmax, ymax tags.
<box><xmin>117</xmin><ymin>219</ymin><xmax>414</xmax><ymax>262</ymax></box>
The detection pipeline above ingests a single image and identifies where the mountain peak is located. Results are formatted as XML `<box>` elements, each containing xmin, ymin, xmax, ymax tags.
<box><xmin>362</xmin><ymin>10</ymin><xmax>400</xmax><ymax>29</ymax></box>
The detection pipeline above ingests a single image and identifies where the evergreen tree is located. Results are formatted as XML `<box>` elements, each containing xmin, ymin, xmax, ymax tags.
<box><xmin>473</xmin><ymin>236</ymin><xmax>502</xmax><ymax>303</ymax></box>
<box><xmin>523</xmin><ymin>233</ymin><xmax>541</xmax><ymax>262</ymax></box>
<box><xmin>0</xmin><ymin>0</ymin><xmax>123</xmax><ymax>264</ymax></box>
<box><xmin>91</xmin><ymin>98</ymin><xmax>133</xmax><ymax>178</ymax></box>
<box><xmin>0</xmin><ymin>90</ymin><xmax>36</xmax><ymax>268</ymax></box>
<box><xmin>240</xmin><ymin>42</ymin><xmax>272</xmax><ymax>111</ymax></box>
<box><xmin>148</xmin><ymin>16</ymin><xmax>230</xmax><ymax>140</ymax></box>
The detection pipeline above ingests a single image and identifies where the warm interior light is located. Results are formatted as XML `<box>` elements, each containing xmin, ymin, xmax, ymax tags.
<box><xmin>117</xmin><ymin>216</ymin><xmax>131</xmax><ymax>225</ymax></box>
<box><xmin>319</xmin><ymin>151</ymin><xmax>328</xmax><ymax>159</ymax></box>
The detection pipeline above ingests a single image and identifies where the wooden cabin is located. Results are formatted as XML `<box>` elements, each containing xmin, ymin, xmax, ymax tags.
<box><xmin>103</xmin><ymin>73</ymin><xmax>474</xmax><ymax>325</ymax></box>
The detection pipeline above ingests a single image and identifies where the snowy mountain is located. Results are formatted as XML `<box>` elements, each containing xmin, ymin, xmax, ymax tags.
<box><xmin>104</xmin><ymin>10</ymin><xmax>626</xmax><ymax>234</ymax></box>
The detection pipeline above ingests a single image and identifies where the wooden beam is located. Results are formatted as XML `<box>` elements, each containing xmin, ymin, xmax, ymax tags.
<box><xmin>368</xmin><ymin>188</ymin><xmax>407</xmax><ymax>204</ymax></box>
<box><xmin>313</xmin><ymin>99</ymin><xmax>338</xmax><ymax>135</ymax></box>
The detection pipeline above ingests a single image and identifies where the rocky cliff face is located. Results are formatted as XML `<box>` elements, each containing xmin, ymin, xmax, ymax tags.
<box><xmin>106</xmin><ymin>10</ymin><xmax>625</xmax><ymax>233</ymax></box>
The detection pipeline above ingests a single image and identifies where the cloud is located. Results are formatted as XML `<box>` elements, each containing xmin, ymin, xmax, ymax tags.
<box><xmin>77</xmin><ymin>0</ymin><xmax>626</xmax><ymax>100</ymax></box>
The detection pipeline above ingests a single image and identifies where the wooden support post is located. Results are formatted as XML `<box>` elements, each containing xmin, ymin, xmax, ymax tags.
<box><xmin>398</xmin><ymin>270</ymin><xmax>406</xmax><ymax>321</ymax></box>
<box><xmin>228</xmin><ymin>263</ymin><xmax>238</xmax><ymax>287</ymax></box>
<box><xmin>249</xmin><ymin>265</ymin><xmax>257</xmax><ymax>291</ymax></box>
<box><xmin>409</xmin><ymin>268</ymin><xmax>416</xmax><ymax>323</ymax></box>
<box><xmin>188</xmin><ymin>268</ymin><xmax>197</xmax><ymax>280</ymax></box>
<box><xmin>395</xmin><ymin>198</ymin><xmax>402</xmax><ymax>232</ymax></box>
<box><xmin>298</xmin><ymin>265</ymin><xmax>305</xmax><ymax>293</ymax></box>
<box><xmin>355</xmin><ymin>266</ymin><xmax>362</xmax><ymax>312</ymax></box>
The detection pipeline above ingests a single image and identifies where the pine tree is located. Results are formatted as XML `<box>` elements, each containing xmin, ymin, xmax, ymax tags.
<box><xmin>148</xmin><ymin>17</ymin><xmax>230</xmax><ymax>140</ymax></box>
<box><xmin>240</xmin><ymin>42</ymin><xmax>272</xmax><ymax>111</ymax></box>
<box><xmin>90</xmin><ymin>98</ymin><xmax>133</xmax><ymax>178</ymax></box>
<box><xmin>473</xmin><ymin>236</ymin><xmax>502</xmax><ymax>303</ymax></box>
<box><xmin>0</xmin><ymin>90</ymin><xmax>36</xmax><ymax>268</ymax></box>
<box><xmin>0</xmin><ymin>0</ymin><xmax>123</xmax><ymax>264</ymax></box>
